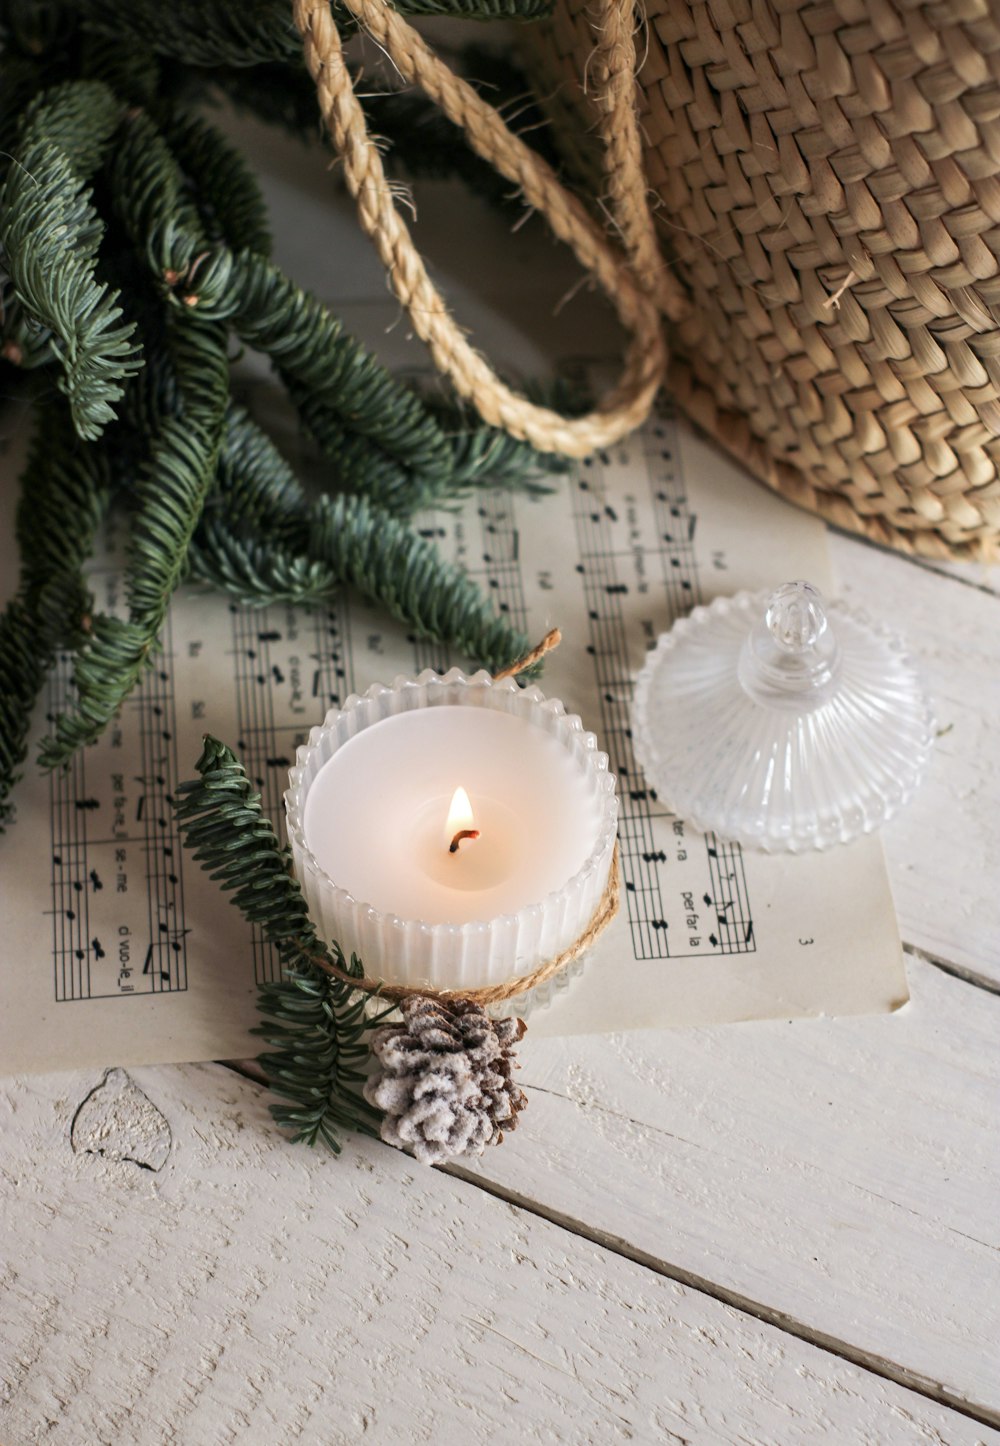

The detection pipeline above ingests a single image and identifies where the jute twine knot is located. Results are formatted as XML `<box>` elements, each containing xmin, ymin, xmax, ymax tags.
<box><xmin>291</xmin><ymin>0</ymin><xmax>685</xmax><ymax>457</ymax></box>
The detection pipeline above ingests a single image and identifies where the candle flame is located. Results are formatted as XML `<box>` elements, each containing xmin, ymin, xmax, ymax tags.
<box><xmin>445</xmin><ymin>786</ymin><xmax>477</xmax><ymax>852</ymax></box>
<box><xmin>446</xmin><ymin>785</ymin><xmax>475</xmax><ymax>835</ymax></box>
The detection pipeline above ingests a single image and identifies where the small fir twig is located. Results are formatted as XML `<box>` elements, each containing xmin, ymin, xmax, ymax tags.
<box><xmin>173</xmin><ymin>736</ymin><xmax>381</xmax><ymax>1152</ymax></box>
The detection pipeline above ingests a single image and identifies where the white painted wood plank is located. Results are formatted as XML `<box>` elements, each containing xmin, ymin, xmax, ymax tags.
<box><xmin>0</xmin><ymin>1062</ymin><xmax>992</xmax><ymax>1446</ymax></box>
<box><xmin>913</xmin><ymin>553</ymin><xmax>1000</xmax><ymax>599</ymax></box>
<box><xmin>829</xmin><ymin>534</ymin><xmax>1000</xmax><ymax>985</ymax></box>
<box><xmin>466</xmin><ymin>954</ymin><xmax>1000</xmax><ymax>1421</ymax></box>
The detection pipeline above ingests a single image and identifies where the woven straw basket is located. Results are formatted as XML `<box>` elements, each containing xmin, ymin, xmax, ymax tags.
<box><xmin>525</xmin><ymin>0</ymin><xmax>1000</xmax><ymax>559</ymax></box>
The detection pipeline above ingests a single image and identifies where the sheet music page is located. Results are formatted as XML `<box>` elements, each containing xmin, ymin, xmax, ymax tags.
<box><xmin>0</xmin><ymin>129</ymin><xmax>907</xmax><ymax>1071</ymax></box>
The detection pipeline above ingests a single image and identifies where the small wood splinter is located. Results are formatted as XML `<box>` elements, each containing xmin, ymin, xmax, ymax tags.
<box><xmin>449</xmin><ymin>828</ymin><xmax>480</xmax><ymax>854</ymax></box>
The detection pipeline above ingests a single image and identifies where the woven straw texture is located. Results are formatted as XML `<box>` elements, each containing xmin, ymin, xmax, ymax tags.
<box><xmin>527</xmin><ymin>0</ymin><xmax>1000</xmax><ymax>558</ymax></box>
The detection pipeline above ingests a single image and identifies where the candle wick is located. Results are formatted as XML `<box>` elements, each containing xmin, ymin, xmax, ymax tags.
<box><xmin>449</xmin><ymin>828</ymin><xmax>480</xmax><ymax>854</ymax></box>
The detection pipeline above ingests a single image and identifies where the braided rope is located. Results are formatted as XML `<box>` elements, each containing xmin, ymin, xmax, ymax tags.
<box><xmin>291</xmin><ymin>0</ymin><xmax>684</xmax><ymax>456</ymax></box>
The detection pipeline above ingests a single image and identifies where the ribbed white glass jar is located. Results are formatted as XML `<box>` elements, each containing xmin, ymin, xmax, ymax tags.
<box><xmin>285</xmin><ymin>670</ymin><xmax>618</xmax><ymax>993</ymax></box>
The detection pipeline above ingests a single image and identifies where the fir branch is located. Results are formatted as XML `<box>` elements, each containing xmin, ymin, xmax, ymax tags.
<box><xmin>227</xmin><ymin>251</ymin><xmax>454</xmax><ymax>481</ymax></box>
<box><xmin>76</xmin><ymin>0</ymin><xmax>548</xmax><ymax>76</ymax></box>
<box><xmin>213</xmin><ymin>402</ymin><xmax>309</xmax><ymax>542</ymax></box>
<box><xmin>163</xmin><ymin>113</ymin><xmax>273</xmax><ymax>257</ymax></box>
<box><xmin>16</xmin><ymin>412</ymin><xmax>111</xmax><ymax>603</ymax></box>
<box><xmin>108</xmin><ymin>109</ymin><xmax>206</xmax><ymax>282</ymax></box>
<box><xmin>196</xmin><ymin>459</ymin><xmax>537</xmax><ymax>672</ymax></box>
<box><xmin>18</xmin><ymin>78</ymin><xmax>123</xmax><ymax>180</ymax></box>
<box><xmin>0</xmin><ymin>412</ymin><xmax>110</xmax><ymax>824</ymax></box>
<box><xmin>0</xmin><ymin>22</ymin><xmax>558</xmax><ymax>825</ymax></box>
<box><xmin>40</xmin><ymin>318</ymin><xmax>229</xmax><ymax>766</ymax></box>
<box><xmin>0</xmin><ymin>136</ymin><xmax>142</xmax><ymax>438</ymax></box>
<box><xmin>127</xmin><ymin>318</ymin><xmax>230</xmax><ymax>623</ymax></box>
<box><xmin>77</xmin><ymin>0</ymin><xmax>308</xmax><ymax>70</ymax></box>
<box><xmin>0</xmin><ymin>600</ymin><xmax>51</xmax><ymax>828</ymax></box>
<box><xmin>282</xmin><ymin>380</ymin><xmax>424</xmax><ymax>507</ymax></box>
<box><xmin>0</xmin><ymin>52</ymin><xmax>48</xmax><ymax>170</ymax></box>
<box><xmin>109</xmin><ymin>112</ymin><xmax>459</xmax><ymax>495</ymax></box>
<box><xmin>173</xmin><ymin>736</ymin><xmax>379</xmax><ymax>1151</ymax></box>
<box><xmin>309</xmin><ymin>492</ymin><xmax>535</xmax><ymax>674</ymax></box>
<box><xmin>78</xmin><ymin>28</ymin><xmax>162</xmax><ymax>111</ymax></box>
<box><xmin>188</xmin><ymin>522</ymin><xmax>339</xmax><ymax>609</ymax></box>
<box><xmin>210</xmin><ymin>61</ymin><xmax>326</xmax><ymax>141</ymax></box>
<box><xmin>0</xmin><ymin>1</ymin><xmax>66</xmax><ymax>55</ymax></box>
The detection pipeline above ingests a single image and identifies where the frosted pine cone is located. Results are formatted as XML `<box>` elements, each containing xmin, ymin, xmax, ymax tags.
<box><xmin>364</xmin><ymin>996</ymin><xmax>528</xmax><ymax>1165</ymax></box>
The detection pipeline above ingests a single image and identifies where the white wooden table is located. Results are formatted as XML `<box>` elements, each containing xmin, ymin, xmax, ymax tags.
<box><xmin>2</xmin><ymin>125</ymin><xmax>999</xmax><ymax>1446</ymax></box>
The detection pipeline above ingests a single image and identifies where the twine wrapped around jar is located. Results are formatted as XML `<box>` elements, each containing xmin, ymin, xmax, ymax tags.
<box><xmin>310</xmin><ymin>843</ymin><xmax>620</xmax><ymax>1008</ymax></box>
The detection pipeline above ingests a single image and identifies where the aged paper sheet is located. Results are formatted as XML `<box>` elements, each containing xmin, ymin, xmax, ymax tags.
<box><xmin>0</xmin><ymin>140</ymin><xmax>907</xmax><ymax>1071</ymax></box>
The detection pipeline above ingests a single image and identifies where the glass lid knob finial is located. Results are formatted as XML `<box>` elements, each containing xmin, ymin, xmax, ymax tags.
<box><xmin>766</xmin><ymin>580</ymin><xmax>826</xmax><ymax>651</ymax></box>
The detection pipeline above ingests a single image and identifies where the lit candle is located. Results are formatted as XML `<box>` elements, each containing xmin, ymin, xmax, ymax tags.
<box><xmin>286</xmin><ymin>670</ymin><xmax>618</xmax><ymax>993</ymax></box>
<box><xmin>446</xmin><ymin>786</ymin><xmax>479</xmax><ymax>854</ymax></box>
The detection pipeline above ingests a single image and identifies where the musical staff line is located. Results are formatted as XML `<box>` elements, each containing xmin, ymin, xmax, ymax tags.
<box><xmin>572</xmin><ymin>450</ymin><xmax>674</xmax><ymax>960</ymax></box>
<box><xmin>571</xmin><ymin>408</ymin><xmax>755</xmax><ymax>961</ymax></box>
<box><xmin>48</xmin><ymin>608</ymin><xmax>190</xmax><ymax>1001</ymax></box>
<box><xmin>229</xmin><ymin>593</ymin><xmax>355</xmax><ymax>986</ymax></box>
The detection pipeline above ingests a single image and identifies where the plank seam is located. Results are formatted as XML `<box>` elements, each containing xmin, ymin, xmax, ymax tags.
<box><xmin>442</xmin><ymin>1160</ymin><xmax>1000</xmax><ymax>1434</ymax></box>
<box><xmin>216</xmin><ymin>1059</ymin><xmax>998</xmax><ymax>1431</ymax></box>
<box><xmin>903</xmin><ymin>943</ymin><xmax>1000</xmax><ymax>999</ymax></box>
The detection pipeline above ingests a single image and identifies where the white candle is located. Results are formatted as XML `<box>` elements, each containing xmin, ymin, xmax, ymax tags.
<box><xmin>286</xmin><ymin>670</ymin><xmax>618</xmax><ymax>993</ymax></box>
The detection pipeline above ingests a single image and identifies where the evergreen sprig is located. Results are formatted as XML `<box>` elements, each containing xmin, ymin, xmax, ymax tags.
<box><xmin>40</xmin><ymin>316</ymin><xmax>230</xmax><ymax>766</ymax></box>
<box><xmin>173</xmin><ymin>736</ymin><xmax>382</xmax><ymax>1152</ymax></box>
<box><xmin>311</xmin><ymin>492</ymin><xmax>538</xmax><ymax>674</ymax></box>
<box><xmin>75</xmin><ymin>0</ymin><xmax>550</xmax><ymax>75</ymax></box>
<box><xmin>164</xmin><ymin>114</ymin><xmax>273</xmax><ymax>256</ymax></box>
<box><xmin>0</xmin><ymin>135</ymin><xmax>141</xmax><ymax>439</ymax></box>
<box><xmin>0</xmin><ymin>7</ymin><xmax>561</xmax><ymax>826</ymax></box>
<box><xmin>0</xmin><ymin>411</ymin><xmax>110</xmax><ymax>823</ymax></box>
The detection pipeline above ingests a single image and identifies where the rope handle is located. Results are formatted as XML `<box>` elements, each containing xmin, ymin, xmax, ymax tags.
<box><xmin>292</xmin><ymin>0</ymin><xmax>688</xmax><ymax>458</ymax></box>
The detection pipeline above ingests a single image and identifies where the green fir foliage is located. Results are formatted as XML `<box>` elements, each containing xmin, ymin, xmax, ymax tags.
<box><xmin>0</xmin><ymin>0</ymin><xmax>567</xmax><ymax>1152</ymax></box>
<box><xmin>0</xmin><ymin>46</ymin><xmax>554</xmax><ymax>786</ymax></box>
<box><xmin>0</xmin><ymin>130</ymin><xmax>141</xmax><ymax>438</ymax></box>
<box><xmin>0</xmin><ymin>411</ymin><xmax>110</xmax><ymax>823</ymax></box>
<box><xmin>174</xmin><ymin>737</ymin><xmax>382</xmax><ymax>1151</ymax></box>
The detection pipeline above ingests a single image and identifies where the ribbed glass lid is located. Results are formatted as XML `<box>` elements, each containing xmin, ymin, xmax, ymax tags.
<box><xmin>632</xmin><ymin>581</ymin><xmax>935</xmax><ymax>852</ymax></box>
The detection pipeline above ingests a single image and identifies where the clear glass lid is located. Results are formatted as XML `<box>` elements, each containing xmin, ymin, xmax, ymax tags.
<box><xmin>632</xmin><ymin>581</ymin><xmax>935</xmax><ymax>852</ymax></box>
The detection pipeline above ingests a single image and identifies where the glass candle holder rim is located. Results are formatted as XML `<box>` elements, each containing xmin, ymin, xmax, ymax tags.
<box><xmin>285</xmin><ymin>667</ymin><xmax>620</xmax><ymax>943</ymax></box>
